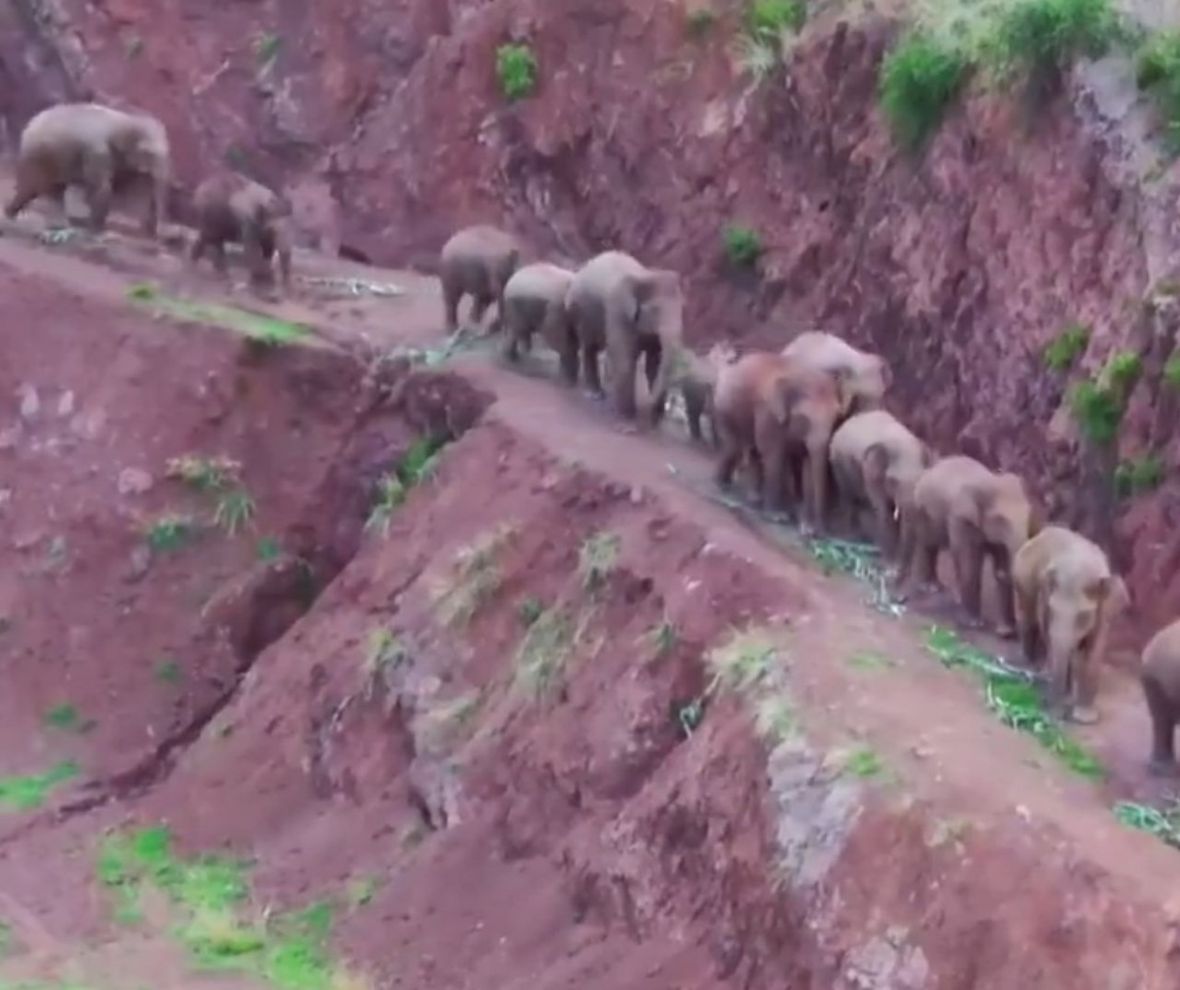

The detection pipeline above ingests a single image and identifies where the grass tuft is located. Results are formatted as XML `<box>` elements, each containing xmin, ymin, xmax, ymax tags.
<box><xmin>144</xmin><ymin>513</ymin><xmax>199</xmax><ymax>553</ymax></box>
<box><xmin>1136</xmin><ymin>31</ymin><xmax>1180</xmax><ymax>151</ymax></box>
<box><xmin>1043</xmin><ymin>322</ymin><xmax>1090</xmax><ymax>371</ymax></box>
<box><xmin>514</xmin><ymin>606</ymin><xmax>578</xmax><ymax>699</ymax></box>
<box><xmin>127</xmin><ymin>284</ymin><xmax>310</xmax><ymax>344</ymax></box>
<box><xmin>878</xmin><ymin>32</ymin><xmax>968</xmax><ymax>151</ymax></box>
<box><xmin>1114</xmin><ymin>455</ymin><xmax>1164</xmax><ymax>498</ymax></box>
<box><xmin>722</xmin><ymin>225</ymin><xmax>764</xmax><ymax>268</ymax></box>
<box><xmin>0</xmin><ymin>761</ymin><xmax>79</xmax><ymax>811</ymax></box>
<box><xmin>986</xmin><ymin>0</ymin><xmax>1121</xmax><ymax>79</ymax></box>
<box><xmin>433</xmin><ymin>526</ymin><xmax>514</xmax><ymax>628</ymax></box>
<box><xmin>365</xmin><ymin>435</ymin><xmax>446</xmax><ymax>535</ymax></box>
<box><xmin>214</xmin><ymin>489</ymin><xmax>256</xmax><ymax>536</ymax></box>
<box><xmin>578</xmin><ymin>531</ymin><xmax>620</xmax><ymax>592</ymax></box>
<box><xmin>497</xmin><ymin>43</ymin><xmax>538</xmax><ymax>101</ymax></box>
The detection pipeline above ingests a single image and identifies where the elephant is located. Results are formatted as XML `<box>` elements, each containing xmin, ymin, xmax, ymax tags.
<box><xmin>712</xmin><ymin>352</ymin><xmax>847</xmax><ymax>529</ymax></box>
<box><xmin>190</xmin><ymin>172</ymin><xmax>293</xmax><ymax>291</ymax></box>
<box><xmin>500</xmin><ymin>262</ymin><xmax>577</xmax><ymax>377</ymax></box>
<box><xmin>439</xmin><ymin>225</ymin><xmax>522</xmax><ymax>336</ymax></box>
<box><xmin>898</xmin><ymin>455</ymin><xmax>1038</xmax><ymax>634</ymax></box>
<box><xmin>4</xmin><ymin>102</ymin><xmax>170</xmax><ymax>238</ymax></box>
<box><xmin>1139</xmin><ymin>619</ymin><xmax>1180</xmax><ymax>775</ymax></box>
<box><xmin>828</xmin><ymin>410</ymin><xmax>933</xmax><ymax>558</ymax></box>
<box><xmin>1012</xmin><ymin>526</ymin><xmax>1129</xmax><ymax>724</ymax></box>
<box><xmin>781</xmin><ymin>331</ymin><xmax>890</xmax><ymax>419</ymax></box>
<box><xmin>667</xmin><ymin>341</ymin><xmax>738</xmax><ymax>446</ymax></box>
<box><xmin>565</xmin><ymin>250</ymin><xmax>684</xmax><ymax>423</ymax></box>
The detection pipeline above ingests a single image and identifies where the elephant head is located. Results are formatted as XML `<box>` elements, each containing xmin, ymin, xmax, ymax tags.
<box><xmin>864</xmin><ymin>439</ymin><xmax>933</xmax><ymax>509</ymax></box>
<box><xmin>112</xmin><ymin>113</ymin><xmax>171</xmax><ymax>236</ymax></box>
<box><xmin>846</xmin><ymin>353</ymin><xmax>891</xmax><ymax>415</ymax></box>
<box><xmin>977</xmin><ymin>472</ymin><xmax>1035</xmax><ymax>567</ymax></box>
<box><xmin>622</xmin><ymin>268</ymin><xmax>684</xmax><ymax>421</ymax></box>
<box><xmin>1042</xmin><ymin>568</ymin><xmax>1129</xmax><ymax>705</ymax></box>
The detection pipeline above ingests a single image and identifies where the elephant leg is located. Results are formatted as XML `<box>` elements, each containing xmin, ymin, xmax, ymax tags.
<box><xmin>911</xmin><ymin>512</ymin><xmax>940</xmax><ymax>594</ymax></box>
<box><xmin>948</xmin><ymin>519</ymin><xmax>985</xmax><ymax>627</ymax></box>
<box><xmin>189</xmin><ymin>232</ymin><xmax>208</xmax><ymax>265</ymax></box>
<box><xmin>1143</xmin><ymin>673</ymin><xmax>1179</xmax><ymax>775</ymax></box>
<box><xmin>210</xmin><ymin>241</ymin><xmax>229</xmax><ymax>278</ymax></box>
<box><xmin>582</xmin><ymin>342</ymin><xmax>605</xmax><ymax>398</ymax></box>
<box><xmin>867</xmin><ymin>490</ymin><xmax>895</xmax><ymax>556</ymax></box>
<box><xmin>1046</xmin><ymin>647</ymin><xmax>1073</xmax><ymax>720</ymax></box>
<box><xmin>442</xmin><ymin>275</ymin><xmax>462</xmax><ymax>335</ymax></box>
<box><xmin>4</xmin><ymin>161</ymin><xmax>46</xmax><ymax>220</ymax></box>
<box><xmin>470</xmin><ymin>292</ymin><xmax>492</xmax><ymax>332</ymax></box>
<box><xmin>609</xmin><ymin>339</ymin><xmax>639</xmax><ymax>420</ymax></box>
<box><xmin>81</xmin><ymin>150</ymin><xmax>114</xmax><ymax>233</ymax></box>
<box><xmin>684</xmin><ymin>387</ymin><xmax>704</xmax><ymax>443</ymax></box>
<box><xmin>1015</xmin><ymin>585</ymin><xmax>1040</xmax><ymax>667</ymax></box>
<box><xmin>991</xmin><ymin>551</ymin><xmax>1018</xmax><ymax>640</ymax></box>
<box><xmin>714</xmin><ymin>421</ymin><xmax>742</xmax><ymax>489</ymax></box>
<box><xmin>804</xmin><ymin>442</ymin><xmax>829</xmax><ymax>534</ymax></box>
<box><xmin>1071</xmin><ymin>609</ymin><xmax>1111</xmax><ymax>724</ymax></box>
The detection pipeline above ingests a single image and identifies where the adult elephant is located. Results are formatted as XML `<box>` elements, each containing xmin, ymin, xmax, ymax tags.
<box><xmin>565</xmin><ymin>251</ymin><xmax>685</xmax><ymax>423</ymax></box>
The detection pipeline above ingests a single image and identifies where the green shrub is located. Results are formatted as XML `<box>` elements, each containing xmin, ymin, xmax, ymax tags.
<box><xmin>1106</xmin><ymin>350</ymin><xmax>1142</xmax><ymax>391</ymax></box>
<box><xmin>1069</xmin><ymin>380</ymin><xmax>1123</xmax><ymax>444</ymax></box>
<box><xmin>496</xmin><ymin>43</ymin><xmax>537</xmax><ymax>101</ymax></box>
<box><xmin>988</xmin><ymin>0</ymin><xmax>1120</xmax><ymax>78</ymax></box>
<box><xmin>1114</xmin><ymin>455</ymin><xmax>1164</xmax><ymax>497</ymax></box>
<box><xmin>746</xmin><ymin>0</ymin><xmax>805</xmax><ymax>38</ymax></box>
<box><xmin>1164</xmin><ymin>354</ymin><xmax>1180</xmax><ymax>389</ymax></box>
<box><xmin>879</xmin><ymin>32</ymin><xmax>968</xmax><ymax>151</ymax></box>
<box><xmin>1136</xmin><ymin>32</ymin><xmax>1180</xmax><ymax>151</ymax></box>
<box><xmin>723</xmin><ymin>225</ymin><xmax>763</xmax><ymax>268</ymax></box>
<box><xmin>1043</xmin><ymin>322</ymin><xmax>1090</xmax><ymax>371</ymax></box>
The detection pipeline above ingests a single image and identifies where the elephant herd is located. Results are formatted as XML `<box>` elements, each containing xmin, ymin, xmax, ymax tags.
<box><xmin>440</xmin><ymin>222</ymin><xmax>1180</xmax><ymax>778</ymax></box>
<box><xmin>4</xmin><ymin>98</ymin><xmax>1180</xmax><ymax>779</ymax></box>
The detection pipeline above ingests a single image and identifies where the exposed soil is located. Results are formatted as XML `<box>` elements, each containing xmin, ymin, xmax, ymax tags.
<box><xmin>0</xmin><ymin>198</ymin><xmax>1178</xmax><ymax>990</ymax></box>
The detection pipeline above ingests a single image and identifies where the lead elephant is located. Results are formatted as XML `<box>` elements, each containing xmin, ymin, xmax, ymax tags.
<box><xmin>1140</xmin><ymin>619</ymin><xmax>1180</xmax><ymax>775</ymax></box>
<box><xmin>5</xmin><ymin>102</ymin><xmax>171</xmax><ymax>237</ymax></box>
<box><xmin>439</xmin><ymin>225</ymin><xmax>522</xmax><ymax>336</ymax></box>
<box><xmin>781</xmin><ymin>331</ymin><xmax>890</xmax><ymax>419</ymax></box>
<box><xmin>828</xmin><ymin>410</ymin><xmax>933</xmax><ymax>558</ymax></box>
<box><xmin>898</xmin><ymin>455</ymin><xmax>1038</xmax><ymax>635</ymax></box>
<box><xmin>1012</xmin><ymin>526</ymin><xmax>1129</xmax><ymax>724</ymax></box>
<box><xmin>565</xmin><ymin>251</ymin><xmax>684</xmax><ymax>423</ymax></box>
<box><xmin>500</xmin><ymin>262</ymin><xmax>577</xmax><ymax>378</ymax></box>
<box><xmin>712</xmin><ymin>352</ymin><xmax>847</xmax><ymax>529</ymax></box>
<box><xmin>190</xmin><ymin>172</ymin><xmax>292</xmax><ymax>291</ymax></box>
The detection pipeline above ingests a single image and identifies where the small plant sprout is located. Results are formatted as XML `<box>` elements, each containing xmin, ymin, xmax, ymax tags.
<box><xmin>144</xmin><ymin>513</ymin><xmax>199</xmax><ymax>553</ymax></box>
<box><xmin>514</xmin><ymin>606</ymin><xmax>578</xmax><ymax>699</ymax></box>
<box><xmin>1164</xmin><ymin>354</ymin><xmax>1180</xmax><ymax>390</ymax></box>
<box><xmin>518</xmin><ymin>596</ymin><xmax>544</xmax><ymax>628</ymax></box>
<box><xmin>754</xmin><ymin>694</ymin><xmax>794</xmax><ymax>744</ymax></box>
<box><xmin>346</xmin><ymin>875</ymin><xmax>382</xmax><ymax>910</ymax></box>
<box><xmin>579</xmin><ymin>531</ymin><xmax>620</xmax><ymax>592</ymax></box>
<box><xmin>648</xmin><ymin>618</ymin><xmax>679</xmax><ymax>657</ymax></box>
<box><xmin>723</xmin><ymin>225</ymin><xmax>763</xmax><ymax>268</ymax></box>
<box><xmin>746</xmin><ymin>0</ymin><xmax>804</xmax><ymax>39</ymax></box>
<box><xmin>433</xmin><ymin>526</ymin><xmax>515</xmax><ymax>628</ymax></box>
<box><xmin>214</xmin><ymin>489</ymin><xmax>256</xmax><ymax>536</ymax></box>
<box><xmin>706</xmin><ymin>628</ymin><xmax>779</xmax><ymax>694</ymax></box>
<box><xmin>677</xmin><ymin>698</ymin><xmax>706</xmax><ymax>737</ymax></box>
<box><xmin>365</xmin><ymin>435</ymin><xmax>447</xmax><ymax>536</ymax></box>
<box><xmin>419</xmin><ymin>691</ymin><xmax>482</xmax><ymax>751</ymax></box>
<box><xmin>156</xmin><ymin>658</ymin><xmax>183</xmax><ymax>684</ymax></box>
<box><xmin>1043</xmin><ymin>322</ymin><xmax>1090</xmax><ymax>371</ymax></box>
<box><xmin>496</xmin><ymin>43</ymin><xmax>538</xmax><ymax>101</ymax></box>
<box><xmin>1114</xmin><ymin>455</ymin><xmax>1164</xmax><ymax>498</ymax></box>
<box><xmin>842</xmin><ymin>746</ymin><xmax>885</xmax><ymax>779</ymax></box>
<box><xmin>365</xmin><ymin>629</ymin><xmax>408</xmax><ymax>677</ymax></box>
<box><xmin>165</xmin><ymin>454</ymin><xmax>242</xmax><ymax>492</ymax></box>
<box><xmin>734</xmin><ymin>32</ymin><xmax>779</xmax><ymax>80</ymax></box>
<box><xmin>365</xmin><ymin>473</ymin><xmax>406</xmax><ymax>535</ymax></box>
<box><xmin>256</xmin><ymin>536</ymin><xmax>282</xmax><ymax>561</ymax></box>
<box><xmin>44</xmin><ymin>703</ymin><xmax>89</xmax><ymax>733</ymax></box>
<box><xmin>254</xmin><ymin>32</ymin><xmax>281</xmax><ymax>69</ymax></box>
<box><xmin>878</xmin><ymin>32</ymin><xmax>968</xmax><ymax>151</ymax></box>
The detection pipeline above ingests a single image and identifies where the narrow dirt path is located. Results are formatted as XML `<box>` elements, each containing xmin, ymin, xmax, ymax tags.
<box><xmin>0</xmin><ymin>213</ymin><xmax>1176</xmax><ymax>914</ymax></box>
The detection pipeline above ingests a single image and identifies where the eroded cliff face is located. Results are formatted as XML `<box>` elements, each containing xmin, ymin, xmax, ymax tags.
<box><xmin>4</xmin><ymin>0</ymin><xmax>1179</xmax><ymax>633</ymax></box>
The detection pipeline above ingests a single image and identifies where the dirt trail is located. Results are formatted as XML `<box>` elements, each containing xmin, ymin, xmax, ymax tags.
<box><xmin>1</xmin><ymin>209</ymin><xmax>1179</xmax><ymax>987</ymax></box>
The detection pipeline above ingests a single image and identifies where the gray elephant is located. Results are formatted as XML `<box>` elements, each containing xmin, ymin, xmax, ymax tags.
<box><xmin>5</xmin><ymin>102</ymin><xmax>171</xmax><ymax>237</ymax></box>
<box><xmin>781</xmin><ymin>331</ymin><xmax>890</xmax><ymax>419</ymax></box>
<box><xmin>565</xmin><ymin>250</ymin><xmax>684</xmax><ymax>423</ymax></box>
<box><xmin>190</xmin><ymin>172</ymin><xmax>293</xmax><ymax>292</ymax></box>
<box><xmin>501</xmin><ymin>262</ymin><xmax>577</xmax><ymax>378</ymax></box>
<box><xmin>439</xmin><ymin>225</ymin><xmax>523</xmax><ymax>336</ymax></box>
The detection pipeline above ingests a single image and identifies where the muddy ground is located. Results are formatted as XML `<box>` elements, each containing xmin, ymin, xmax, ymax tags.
<box><xmin>0</xmin><ymin>196</ymin><xmax>1178</xmax><ymax>990</ymax></box>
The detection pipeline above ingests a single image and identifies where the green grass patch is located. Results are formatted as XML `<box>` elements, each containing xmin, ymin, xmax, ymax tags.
<box><xmin>1164</xmin><ymin>353</ymin><xmax>1180</xmax><ymax>390</ymax></box>
<box><xmin>1114</xmin><ymin>455</ymin><xmax>1164</xmax><ymax>498</ymax></box>
<box><xmin>432</xmin><ymin>526</ymin><xmax>514</xmax><ymax>628</ymax></box>
<box><xmin>364</xmin><ymin>629</ymin><xmax>408</xmax><ymax>678</ymax></box>
<box><xmin>0</xmin><ymin>761</ymin><xmax>78</xmax><ymax>811</ymax></box>
<box><xmin>647</xmin><ymin>618</ymin><xmax>679</xmax><ymax>658</ymax></box>
<box><xmin>746</xmin><ymin>0</ymin><xmax>804</xmax><ymax>38</ymax></box>
<box><xmin>514</xmin><ymin>606</ymin><xmax>578</xmax><ymax>699</ymax></box>
<box><xmin>578</xmin><ymin>531</ymin><xmax>620</xmax><ymax>592</ymax></box>
<box><xmin>1114</xmin><ymin>799</ymin><xmax>1180</xmax><ymax>847</ymax></box>
<box><xmin>165</xmin><ymin>454</ymin><xmax>242</xmax><ymax>492</ymax></box>
<box><xmin>722</xmin><ymin>225</ymin><xmax>764</xmax><ymax>268</ymax></box>
<box><xmin>985</xmin><ymin>0</ymin><xmax>1121</xmax><ymax>79</ymax></box>
<box><xmin>842</xmin><ymin>746</ymin><xmax>885</xmax><ymax>778</ymax></box>
<box><xmin>878</xmin><ymin>31</ymin><xmax>968</xmax><ymax>151</ymax></box>
<box><xmin>1137</xmin><ymin>31</ymin><xmax>1180</xmax><ymax>151</ymax></box>
<box><xmin>807</xmin><ymin>537</ymin><xmax>904</xmax><ymax>616</ymax></box>
<box><xmin>143</xmin><ymin>513</ymin><xmax>200</xmax><ymax>553</ymax></box>
<box><xmin>43</xmin><ymin>703</ymin><xmax>89</xmax><ymax>733</ymax></box>
<box><xmin>517</xmin><ymin>596</ymin><xmax>544</xmax><ymax>628</ymax></box>
<box><xmin>214</xmin><ymin>489</ymin><xmax>256</xmax><ymax>536</ymax></box>
<box><xmin>1043</xmin><ymin>322</ymin><xmax>1090</xmax><ymax>371</ymax></box>
<box><xmin>496</xmin><ymin>43</ymin><xmax>537</xmax><ymax>101</ymax></box>
<box><xmin>365</xmin><ymin>435</ymin><xmax>446</xmax><ymax>535</ymax></box>
<box><xmin>926</xmin><ymin>626</ymin><xmax>1102</xmax><ymax>778</ymax></box>
<box><xmin>127</xmin><ymin>283</ymin><xmax>310</xmax><ymax>345</ymax></box>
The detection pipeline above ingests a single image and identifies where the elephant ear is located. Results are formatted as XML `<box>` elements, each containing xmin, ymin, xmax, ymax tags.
<box><xmin>770</xmin><ymin>376</ymin><xmax>803</xmax><ymax>425</ymax></box>
<box><xmin>863</xmin><ymin>442</ymin><xmax>891</xmax><ymax>486</ymax></box>
<box><xmin>831</xmin><ymin>365</ymin><xmax>857</xmax><ymax>414</ymax></box>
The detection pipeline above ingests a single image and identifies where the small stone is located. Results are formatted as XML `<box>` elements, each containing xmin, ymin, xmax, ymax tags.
<box><xmin>124</xmin><ymin>545</ymin><xmax>152</xmax><ymax>583</ymax></box>
<box><xmin>629</xmin><ymin>485</ymin><xmax>645</xmax><ymax>505</ymax></box>
<box><xmin>17</xmin><ymin>384</ymin><xmax>39</xmax><ymax>420</ymax></box>
<box><xmin>57</xmin><ymin>390</ymin><xmax>76</xmax><ymax>417</ymax></box>
<box><xmin>117</xmin><ymin>467</ymin><xmax>154</xmax><ymax>496</ymax></box>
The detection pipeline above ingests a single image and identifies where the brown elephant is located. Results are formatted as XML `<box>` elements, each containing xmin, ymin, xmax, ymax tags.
<box><xmin>781</xmin><ymin>331</ymin><xmax>890</xmax><ymax>418</ymax></box>
<box><xmin>500</xmin><ymin>262</ymin><xmax>577</xmax><ymax>377</ymax></box>
<box><xmin>565</xmin><ymin>251</ymin><xmax>684</xmax><ymax>423</ymax></box>
<box><xmin>5</xmin><ymin>102</ymin><xmax>170</xmax><ymax>238</ymax></box>
<box><xmin>898</xmin><ymin>455</ymin><xmax>1038</xmax><ymax>634</ymax></box>
<box><xmin>712</xmin><ymin>352</ymin><xmax>847</xmax><ymax>529</ymax></box>
<box><xmin>1012</xmin><ymin>526</ymin><xmax>1129</xmax><ymax>724</ymax></box>
<box><xmin>1140</xmin><ymin>619</ymin><xmax>1180</xmax><ymax>775</ymax></box>
<box><xmin>828</xmin><ymin>410</ymin><xmax>933</xmax><ymax>558</ymax></box>
<box><xmin>439</xmin><ymin>225</ymin><xmax>522</xmax><ymax>336</ymax></box>
<box><xmin>668</xmin><ymin>341</ymin><xmax>738</xmax><ymax>446</ymax></box>
<box><xmin>190</xmin><ymin>172</ymin><xmax>292</xmax><ymax>291</ymax></box>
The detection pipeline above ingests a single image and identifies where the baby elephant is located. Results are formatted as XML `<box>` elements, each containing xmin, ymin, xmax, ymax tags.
<box><xmin>5</xmin><ymin>101</ymin><xmax>171</xmax><ymax>237</ymax></box>
<box><xmin>439</xmin><ymin>225</ymin><xmax>522</xmax><ymax>336</ymax></box>
<box><xmin>828</xmin><ymin>410</ymin><xmax>933</xmax><ymax>558</ymax></box>
<box><xmin>899</xmin><ymin>455</ymin><xmax>1037</xmax><ymax>635</ymax></box>
<box><xmin>501</xmin><ymin>262</ymin><xmax>577</xmax><ymax>378</ymax></box>
<box><xmin>1140</xmin><ymin>619</ymin><xmax>1180</xmax><ymax>775</ymax></box>
<box><xmin>190</xmin><ymin>173</ymin><xmax>293</xmax><ymax>291</ymax></box>
<box><xmin>1012</xmin><ymin>526</ymin><xmax>1129</xmax><ymax>724</ymax></box>
<box><xmin>669</xmin><ymin>341</ymin><xmax>738</xmax><ymax>446</ymax></box>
